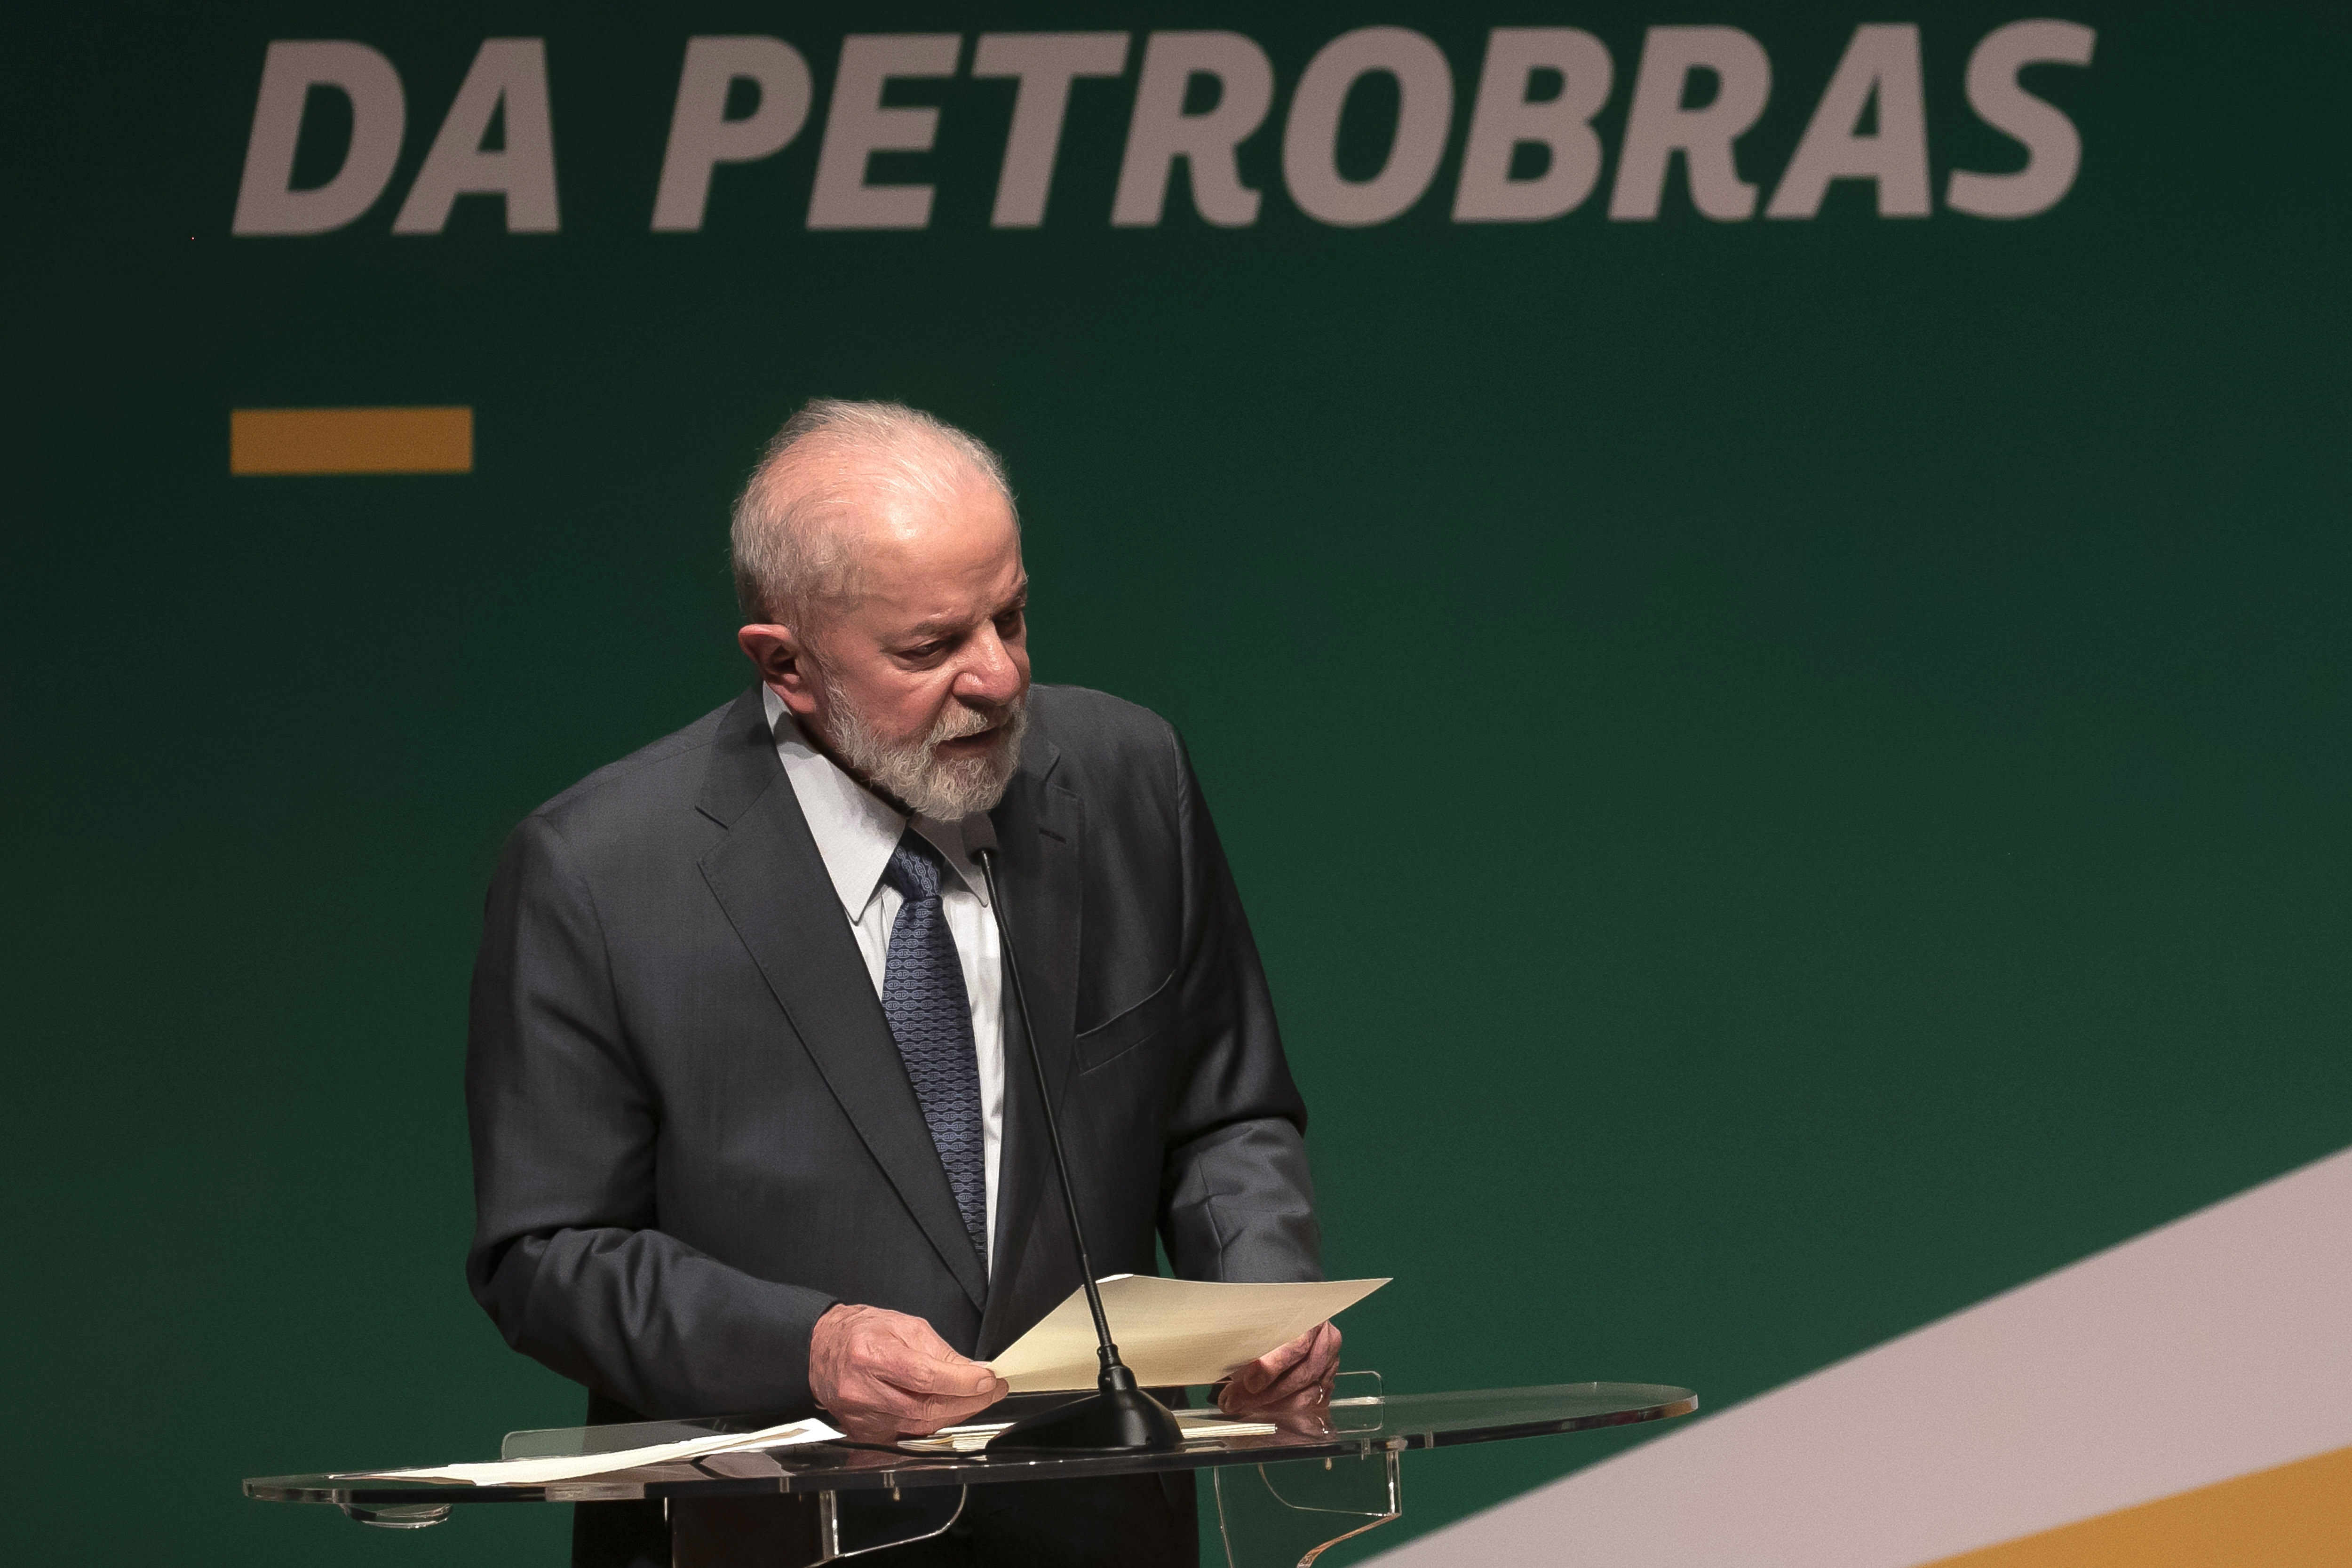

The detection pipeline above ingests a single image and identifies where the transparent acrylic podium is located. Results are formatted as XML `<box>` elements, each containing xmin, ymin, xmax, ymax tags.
<box><xmin>1206</xmin><ymin>1375</ymin><xmax>1402</xmax><ymax>1568</ymax></box>
<box><xmin>247</xmin><ymin>1377</ymin><xmax>1698</xmax><ymax>1567</ymax></box>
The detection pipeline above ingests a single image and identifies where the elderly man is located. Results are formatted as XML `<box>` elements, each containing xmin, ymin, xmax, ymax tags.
<box><xmin>467</xmin><ymin>399</ymin><xmax>1335</xmax><ymax>1566</ymax></box>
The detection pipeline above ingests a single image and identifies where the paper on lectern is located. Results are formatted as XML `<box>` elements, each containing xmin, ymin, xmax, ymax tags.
<box><xmin>898</xmin><ymin>1409</ymin><xmax>1279</xmax><ymax>1453</ymax></box>
<box><xmin>334</xmin><ymin>1417</ymin><xmax>842</xmax><ymax>1486</ymax></box>
<box><xmin>984</xmin><ymin>1274</ymin><xmax>1389</xmax><ymax>1393</ymax></box>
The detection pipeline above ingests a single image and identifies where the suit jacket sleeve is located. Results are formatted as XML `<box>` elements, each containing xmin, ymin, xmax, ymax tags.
<box><xmin>466</xmin><ymin>812</ymin><xmax>837</xmax><ymax>1417</ymax></box>
<box><xmin>1157</xmin><ymin>730</ymin><xmax>1325</xmax><ymax>1284</ymax></box>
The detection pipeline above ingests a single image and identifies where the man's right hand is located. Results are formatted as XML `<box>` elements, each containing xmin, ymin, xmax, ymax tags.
<box><xmin>809</xmin><ymin>1303</ymin><xmax>1009</xmax><ymax>1442</ymax></box>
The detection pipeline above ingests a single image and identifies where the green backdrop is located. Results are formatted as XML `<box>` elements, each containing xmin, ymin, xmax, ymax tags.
<box><xmin>7</xmin><ymin>2</ymin><xmax>2347</xmax><ymax>1562</ymax></box>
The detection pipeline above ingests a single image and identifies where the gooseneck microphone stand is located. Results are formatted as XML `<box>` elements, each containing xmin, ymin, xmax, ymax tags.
<box><xmin>968</xmin><ymin>833</ymin><xmax>1184</xmax><ymax>1455</ymax></box>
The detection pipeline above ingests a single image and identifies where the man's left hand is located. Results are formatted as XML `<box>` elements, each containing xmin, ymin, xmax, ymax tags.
<box><xmin>1217</xmin><ymin>1320</ymin><xmax>1342</xmax><ymax>1415</ymax></box>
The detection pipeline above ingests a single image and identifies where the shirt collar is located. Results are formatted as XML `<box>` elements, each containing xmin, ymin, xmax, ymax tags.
<box><xmin>761</xmin><ymin>687</ymin><xmax>988</xmax><ymax>915</ymax></box>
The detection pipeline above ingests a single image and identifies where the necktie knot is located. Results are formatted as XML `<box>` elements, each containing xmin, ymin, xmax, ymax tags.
<box><xmin>883</xmin><ymin>831</ymin><xmax>946</xmax><ymax>904</ymax></box>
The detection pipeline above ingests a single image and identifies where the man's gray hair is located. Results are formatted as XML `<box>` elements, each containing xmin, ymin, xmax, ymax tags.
<box><xmin>731</xmin><ymin>398</ymin><xmax>1017</xmax><ymax>626</ymax></box>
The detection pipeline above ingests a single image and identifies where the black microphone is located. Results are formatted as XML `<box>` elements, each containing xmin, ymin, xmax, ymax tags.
<box><xmin>959</xmin><ymin>817</ymin><xmax>1183</xmax><ymax>1455</ymax></box>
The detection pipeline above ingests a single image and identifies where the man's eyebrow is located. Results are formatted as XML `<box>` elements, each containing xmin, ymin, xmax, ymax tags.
<box><xmin>898</xmin><ymin>619</ymin><xmax>963</xmax><ymax>641</ymax></box>
<box><xmin>895</xmin><ymin>582</ymin><xmax>1029</xmax><ymax>642</ymax></box>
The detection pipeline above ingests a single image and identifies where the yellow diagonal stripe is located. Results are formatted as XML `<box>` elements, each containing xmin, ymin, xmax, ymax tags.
<box><xmin>1920</xmin><ymin>1443</ymin><xmax>2352</xmax><ymax>1568</ymax></box>
<box><xmin>230</xmin><ymin>406</ymin><xmax>473</xmax><ymax>475</ymax></box>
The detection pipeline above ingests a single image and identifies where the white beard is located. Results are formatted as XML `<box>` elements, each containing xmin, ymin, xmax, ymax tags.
<box><xmin>816</xmin><ymin>668</ymin><xmax>1028</xmax><ymax>821</ymax></box>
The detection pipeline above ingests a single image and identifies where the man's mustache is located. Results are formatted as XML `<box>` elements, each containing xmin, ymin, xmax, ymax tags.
<box><xmin>929</xmin><ymin>697</ymin><xmax>1019</xmax><ymax>745</ymax></box>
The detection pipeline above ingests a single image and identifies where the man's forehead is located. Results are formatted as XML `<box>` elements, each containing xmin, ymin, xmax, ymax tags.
<box><xmin>854</xmin><ymin>491</ymin><xmax>1019</xmax><ymax>570</ymax></box>
<box><xmin>839</xmin><ymin>503</ymin><xmax>1021</xmax><ymax>619</ymax></box>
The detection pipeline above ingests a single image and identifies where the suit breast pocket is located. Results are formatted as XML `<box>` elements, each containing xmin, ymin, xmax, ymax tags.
<box><xmin>1073</xmin><ymin>975</ymin><xmax>1175</xmax><ymax>1075</ymax></box>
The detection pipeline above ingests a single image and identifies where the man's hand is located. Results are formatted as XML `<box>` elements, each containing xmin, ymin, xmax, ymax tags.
<box><xmin>810</xmin><ymin>1303</ymin><xmax>1009</xmax><ymax>1442</ymax></box>
<box><xmin>1217</xmin><ymin>1320</ymin><xmax>1342</xmax><ymax>1417</ymax></box>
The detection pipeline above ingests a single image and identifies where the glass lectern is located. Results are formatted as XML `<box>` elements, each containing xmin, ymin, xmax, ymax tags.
<box><xmin>246</xmin><ymin>1377</ymin><xmax>1697</xmax><ymax>1566</ymax></box>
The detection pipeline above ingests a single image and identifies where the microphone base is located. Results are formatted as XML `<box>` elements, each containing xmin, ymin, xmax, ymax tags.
<box><xmin>984</xmin><ymin>1384</ymin><xmax>1185</xmax><ymax>1455</ymax></box>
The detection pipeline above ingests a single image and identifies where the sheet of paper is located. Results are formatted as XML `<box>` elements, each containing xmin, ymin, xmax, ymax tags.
<box><xmin>984</xmin><ymin>1274</ymin><xmax>1389</xmax><ymax>1393</ymax></box>
<box><xmin>334</xmin><ymin>1417</ymin><xmax>843</xmax><ymax>1486</ymax></box>
<box><xmin>897</xmin><ymin>1410</ymin><xmax>1277</xmax><ymax>1453</ymax></box>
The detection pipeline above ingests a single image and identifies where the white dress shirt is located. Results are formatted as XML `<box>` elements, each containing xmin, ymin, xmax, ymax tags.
<box><xmin>761</xmin><ymin>688</ymin><xmax>1005</xmax><ymax>1271</ymax></box>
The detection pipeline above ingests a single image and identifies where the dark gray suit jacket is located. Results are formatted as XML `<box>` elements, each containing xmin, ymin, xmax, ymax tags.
<box><xmin>466</xmin><ymin>683</ymin><xmax>1319</xmax><ymax>1421</ymax></box>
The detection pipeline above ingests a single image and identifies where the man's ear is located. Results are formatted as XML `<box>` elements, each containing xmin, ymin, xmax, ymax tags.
<box><xmin>736</xmin><ymin>624</ymin><xmax>821</xmax><ymax>716</ymax></box>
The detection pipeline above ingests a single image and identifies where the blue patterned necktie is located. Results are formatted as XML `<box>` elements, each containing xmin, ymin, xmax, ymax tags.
<box><xmin>880</xmin><ymin>830</ymin><xmax>989</xmax><ymax>1266</ymax></box>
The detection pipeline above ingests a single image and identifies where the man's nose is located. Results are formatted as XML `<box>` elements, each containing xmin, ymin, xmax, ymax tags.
<box><xmin>954</xmin><ymin>624</ymin><xmax>1024</xmax><ymax>707</ymax></box>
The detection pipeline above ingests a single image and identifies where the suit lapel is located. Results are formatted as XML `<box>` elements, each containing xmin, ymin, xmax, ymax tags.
<box><xmin>695</xmin><ymin>688</ymin><xmax>989</xmax><ymax>1311</ymax></box>
<box><xmin>977</xmin><ymin>751</ymin><xmax>1086</xmax><ymax>1352</ymax></box>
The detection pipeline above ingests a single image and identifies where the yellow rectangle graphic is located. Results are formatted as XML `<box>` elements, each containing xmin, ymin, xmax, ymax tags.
<box><xmin>230</xmin><ymin>406</ymin><xmax>473</xmax><ymax>475</ymax></box>
<box><xmin>1923</xmin><ymin>1441</ymin><xmax>2352</xmax><ymax>1568</ymax></box>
